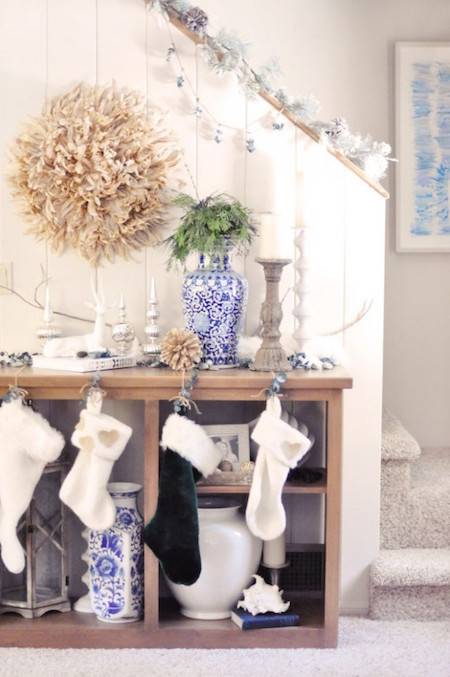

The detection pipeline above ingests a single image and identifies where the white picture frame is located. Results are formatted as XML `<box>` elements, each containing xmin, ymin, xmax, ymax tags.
<box><xmin>202</xmin><ymin>424</ymin><xmax>250</xmax><ymax>471</ymax></box>
<box><xmin>396</xmin><ymin>42</ymin><xmax>450</xmax><ymax>252</ymax></box>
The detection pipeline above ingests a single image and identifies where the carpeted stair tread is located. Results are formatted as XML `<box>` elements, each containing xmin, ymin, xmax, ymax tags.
<box><xmin>410</xmin><ymin>448</ymin><xmax>450</xmax><ymax>490</ymax></box>
<box><xmin>382</xmin><ymin>410</ymin><xmax>421</xmax><ymax>462</ymax></box>
<box><xmin>371</xmin><ymin>549</ymin><xmax>450</xmax><ymax>587</ymax></box>
<box><xmin>406</xmin><ymin>448</ymin><xmax>450</xmax><ymax>548</ymax></box>
<box><xmin>407</xmin><ymin>487</ymin><xmax>450</xmax><ymax>548</ymax></box>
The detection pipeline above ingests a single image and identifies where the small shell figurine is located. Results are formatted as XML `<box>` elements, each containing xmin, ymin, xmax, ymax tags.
<box><xmin>237</xmin><ymin>575</ymin><xmax>290</xmax><ymax>616</ymax></box>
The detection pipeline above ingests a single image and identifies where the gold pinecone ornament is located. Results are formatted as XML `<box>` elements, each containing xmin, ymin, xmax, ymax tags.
<box><xmin>160</xmin><ymin>329</ymin><xmax>202</xmax><ymax>371</ymax></box>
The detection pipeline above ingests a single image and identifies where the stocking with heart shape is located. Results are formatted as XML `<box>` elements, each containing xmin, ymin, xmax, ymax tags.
<box><xmin>59</xmin><ymin>405</ymin><xmax>132</xmax><ymax>530</ymax></box>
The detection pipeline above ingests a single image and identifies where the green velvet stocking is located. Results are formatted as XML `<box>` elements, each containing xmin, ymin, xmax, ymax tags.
<box><xmin>143</xmin><ymin>446</ymin><xmax>201</xmax><ymax>586</ymax></box>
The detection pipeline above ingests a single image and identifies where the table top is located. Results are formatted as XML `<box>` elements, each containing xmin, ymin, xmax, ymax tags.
<box><xmin>0</xmin><ymin>366</ymin><xmax>352</xmax><ymax>395</ymax></box>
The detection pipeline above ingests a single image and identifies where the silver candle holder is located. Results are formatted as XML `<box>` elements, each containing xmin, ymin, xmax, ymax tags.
<box><xmin>112</xmin><ymin>295</ymin><xmax>136</xmax><ymax>356</ymax></box>
<box><xmin>36</xmin><ymin>285</ymin><xmax>62</xmax><ymax>346</ymax></box>
<box><xmin>143</xmin><ymin>277</ymin><xmax>161</xmax><ymax>357</ymax></box>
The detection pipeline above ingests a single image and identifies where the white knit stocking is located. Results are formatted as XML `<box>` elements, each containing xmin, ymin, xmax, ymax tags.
<box><xmin>246</xmin><ymin>396</ymin><xmax>311</xmax><ymax>540</ymax></box>
<box><xmin>59</xmin><ymin>408</ymin><xmax>132</xmax><ymax>530</ymax></box>
<box><xmin>0</xmin><ymin>399</ymin><xmax>65</xmax><ymax>573</ymax></box>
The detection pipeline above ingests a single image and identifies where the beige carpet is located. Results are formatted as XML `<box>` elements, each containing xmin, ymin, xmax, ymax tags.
<box><xmin>0</xmin><ymin>617</ymin><xmax>448</xmax><ymax>677</ymax></box>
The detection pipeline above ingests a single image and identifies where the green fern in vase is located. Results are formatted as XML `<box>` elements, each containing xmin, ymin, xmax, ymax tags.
<box><xmin>166</xmin><ymin>193</ymin><xmax>256</xmax><ymax>267</ymax></box>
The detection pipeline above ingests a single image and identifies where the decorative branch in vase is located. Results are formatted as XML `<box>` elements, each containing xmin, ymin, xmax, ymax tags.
<box><xmin>166</xmin><ymin>193</ymin><xmax>256</xmax><ymax>368</ymax></box>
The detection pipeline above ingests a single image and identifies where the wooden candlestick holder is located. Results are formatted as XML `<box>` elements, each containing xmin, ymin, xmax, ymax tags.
<box><xmin>251</xmin><ymin>258</ymin><xmax>292</xmax><ymax>372</ymax></box>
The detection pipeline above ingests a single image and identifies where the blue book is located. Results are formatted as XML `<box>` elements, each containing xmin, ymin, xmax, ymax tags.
<box><xmin>230</xmin><ymin>606</ymin><xmax>300</xmax><ymax>630</ymax></box>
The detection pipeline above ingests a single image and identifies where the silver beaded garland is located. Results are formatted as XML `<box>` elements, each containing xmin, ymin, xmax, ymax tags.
<box><xmin>166</xmin><ymin>45</ymin><xmax>175</xmax><ymax>62</ymax></box>
<box><xmin>246</xmin><ymin>135</ymin><xmax>256</xmax><ymax>153</ymax></box>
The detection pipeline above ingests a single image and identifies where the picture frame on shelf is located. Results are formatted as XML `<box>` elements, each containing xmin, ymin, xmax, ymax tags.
<box><xmin>200</xmin><ymin>423</ymin><xmax>253</xmax><ymax>485</ymax></box>
<box><xmin>396</xmin><ymin>42</ymin><xmax>450</xmax><ymax>252</ymax></box>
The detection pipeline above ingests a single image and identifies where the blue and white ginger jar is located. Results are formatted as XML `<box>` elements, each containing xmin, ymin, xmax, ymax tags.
<box><xmin>182</xmin><ymin>251</ymin><xmax>247</xmax><ymax>368</ymax></box>
<box><xmin>89</xmin><ymin>482</ymin><xmax>144</xmax><ymax>623</ymax></box>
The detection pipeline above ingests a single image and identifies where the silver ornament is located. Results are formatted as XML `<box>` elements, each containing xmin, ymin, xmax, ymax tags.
<box><xmin>143</xmin><ymin>277</ymin><xmax>161</xmax><ymax>357</ymax></box>
<box><xmin>166</xmin><ymin>45</ymin><xmax>175</xmax><ymax>62</ymax></box>
<box><xmin>246</xmin><ymin>136</ymin><xmax>256</xmax><ymax>153</ymax></box>
<box><xmin>182</xmin><ymin>6</ymin><xmax>208</xmax><ymax>34</ymax></box>
<box><xmin>112</xmin><ymin>295</ymin><xmax>135</xmax><ymax>356</ymax></box>
<box><xmin>272</xmin><ymin>119</ymin><xmax>284</xmax><ymax>131</ymax></box>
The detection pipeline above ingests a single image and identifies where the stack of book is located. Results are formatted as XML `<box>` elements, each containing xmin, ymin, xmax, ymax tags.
<box><xmin>231</xmin><ymin>606</ymin><xmax>300</xmax><ymax>630</ymax></box>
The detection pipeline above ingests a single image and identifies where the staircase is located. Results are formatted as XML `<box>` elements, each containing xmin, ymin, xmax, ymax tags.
<box><xmin>369</xmin><ymin>411</ymin><xmax>450</xmax><ymax>620</ymax></box>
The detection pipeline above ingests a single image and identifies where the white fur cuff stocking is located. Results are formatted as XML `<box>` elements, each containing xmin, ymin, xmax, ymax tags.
<box><xmin>0</xmin><ymin>399</ymin><xmax>65</xmax><ymax>574</ymax></box>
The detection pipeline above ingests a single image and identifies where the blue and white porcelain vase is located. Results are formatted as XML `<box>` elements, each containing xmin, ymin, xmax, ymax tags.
<box><xmin>89</xmin><ymin>482</ymin><xmax>144</xmax><ymax>623</ymax></box>
<box><xmin>182</xmin><ymin>248</ymin><xmax>247</xmax><ymax>368</ymax></box>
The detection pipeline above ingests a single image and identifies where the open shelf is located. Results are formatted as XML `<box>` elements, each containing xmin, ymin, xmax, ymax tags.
<box><xmin>197</xmin><ymin>470</ymin><xmax>327</xmax><ymax>495</ymax></box>
<box><xmin>157</xmin><ymin>597</ymin><xmax>326</xmax><ymax>648</ymax></box>
<box><xmin>0</xmin><ymin>368</ymin><xmax>349</xmax><ymax>649</ymax></box>
<box><xmin>0</xmin><ymin>597</ymin><xmax>329</xmax><ymax>649</ymax></box>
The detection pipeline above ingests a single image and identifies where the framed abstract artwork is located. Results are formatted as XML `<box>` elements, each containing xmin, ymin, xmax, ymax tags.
<box><xmin>396</xmin><ymin>43</ymin><xmax>450</xmax><ymax>252</ymax></box>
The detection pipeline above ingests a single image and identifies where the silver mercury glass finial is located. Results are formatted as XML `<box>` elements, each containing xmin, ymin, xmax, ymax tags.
<box><xmin>143</xmin><ymin>276</ymin><xmax>161</xmax><ymax>358</ymax></box>
<box><xmin>112</xmin><ymin>294</ymin><xmax>135</xmax><ymax>356</ymax></box>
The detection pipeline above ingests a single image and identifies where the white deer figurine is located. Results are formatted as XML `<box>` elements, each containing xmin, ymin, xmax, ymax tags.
<box><xmin>43</xmin><ymin>274</ymin><xmax>110</xmax><ymax>358</ymax></box>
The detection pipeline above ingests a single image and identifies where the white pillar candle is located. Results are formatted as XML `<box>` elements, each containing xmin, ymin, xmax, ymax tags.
<box><xmin>262</xmin><ymin>531</ymin><xmax>286</xmax><ymax>568</ymax></box>
<box><xmin>258</xmin><ymin>212</ymin><xmax>291</xmax><ymax>260</ymax></box>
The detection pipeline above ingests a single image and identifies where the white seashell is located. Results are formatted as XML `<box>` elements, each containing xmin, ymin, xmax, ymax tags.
<box><xmin>237</xmin><ymin>575</ymin><xmax>290</xmax><ymax>616</ymax></box>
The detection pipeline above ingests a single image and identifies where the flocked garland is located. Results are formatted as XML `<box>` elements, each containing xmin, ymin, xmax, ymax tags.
<box><xmin>0</xmin><ymin>349</ymin><xmax>336</xmax><ymax>371</ymax></box>
<box><xmin>148</xmin><ymin>0</ymin><xmax>393</xmax><ymax>181</ymax></box>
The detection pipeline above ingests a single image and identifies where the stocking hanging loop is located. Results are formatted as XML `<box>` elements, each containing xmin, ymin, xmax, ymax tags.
<box><xmin>3</xmin><ymin>385</ymin><xmax>29</xmax><ymax>404</ymax></box>
<box><xmin>80</xmin><ymin>372</ymin><xmax>106</xmax><ymax>413</ymax></box>
<box><xmin>253</xmin><ymin>370</ymin><xmax>288</xmax><ymax>400</ymax></box>
<box><xmin>169</xmin><ymin>369</ymin><xmax>201</xmax><ymax>415</ymax></box>
<box><xmin>3</xmin><ymin>365</ymin><xmax>29</xmax><ymax>403</ymax></box>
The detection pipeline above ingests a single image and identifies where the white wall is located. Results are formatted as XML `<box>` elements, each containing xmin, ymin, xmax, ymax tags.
<box><xmin>0</xmin><ymin>0</ymin><xmax>388</xmax><ymax>613</ymax></box>
<box><xmin>210</xmin><ymin>0</ymin><xmax>450</xmax><ymax>448</ymax></box>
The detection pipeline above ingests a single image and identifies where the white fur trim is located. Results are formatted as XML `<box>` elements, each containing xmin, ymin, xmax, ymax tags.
<box><xmin>4</xmin><ymin>399</ymin><xmax>64</xmax><ymax>463</ymax></box>
<box><xmin>161</xmin><ymin>414</ymin><xmax>222</xmax><ymax>477</ymax></box>
<box><xmin>252</xmin><ymin>410</ymin><xmax>311</xmax><ymax>468</ymax></box>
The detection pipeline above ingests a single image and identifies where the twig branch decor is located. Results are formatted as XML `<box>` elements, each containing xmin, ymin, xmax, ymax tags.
<box><xmin>0</xmin><ymin>265</ymin><xmax>112</xmax><ymax>327</ymax></box>
<box><xmin>8</xmin><ymin>83</ymin><xmax>181</xmax><ymax>265</ymax></box>
<box><xmin>322</xmin><ymin>299</ymin><xmax>373</xmax><ymax>337</ymax></box>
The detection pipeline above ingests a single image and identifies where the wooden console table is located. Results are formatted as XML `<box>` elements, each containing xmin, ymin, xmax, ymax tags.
<box><xmin>0</xmin><ymin>367</ymin><xmax>352</xmax><ymax>649</ymax></box>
